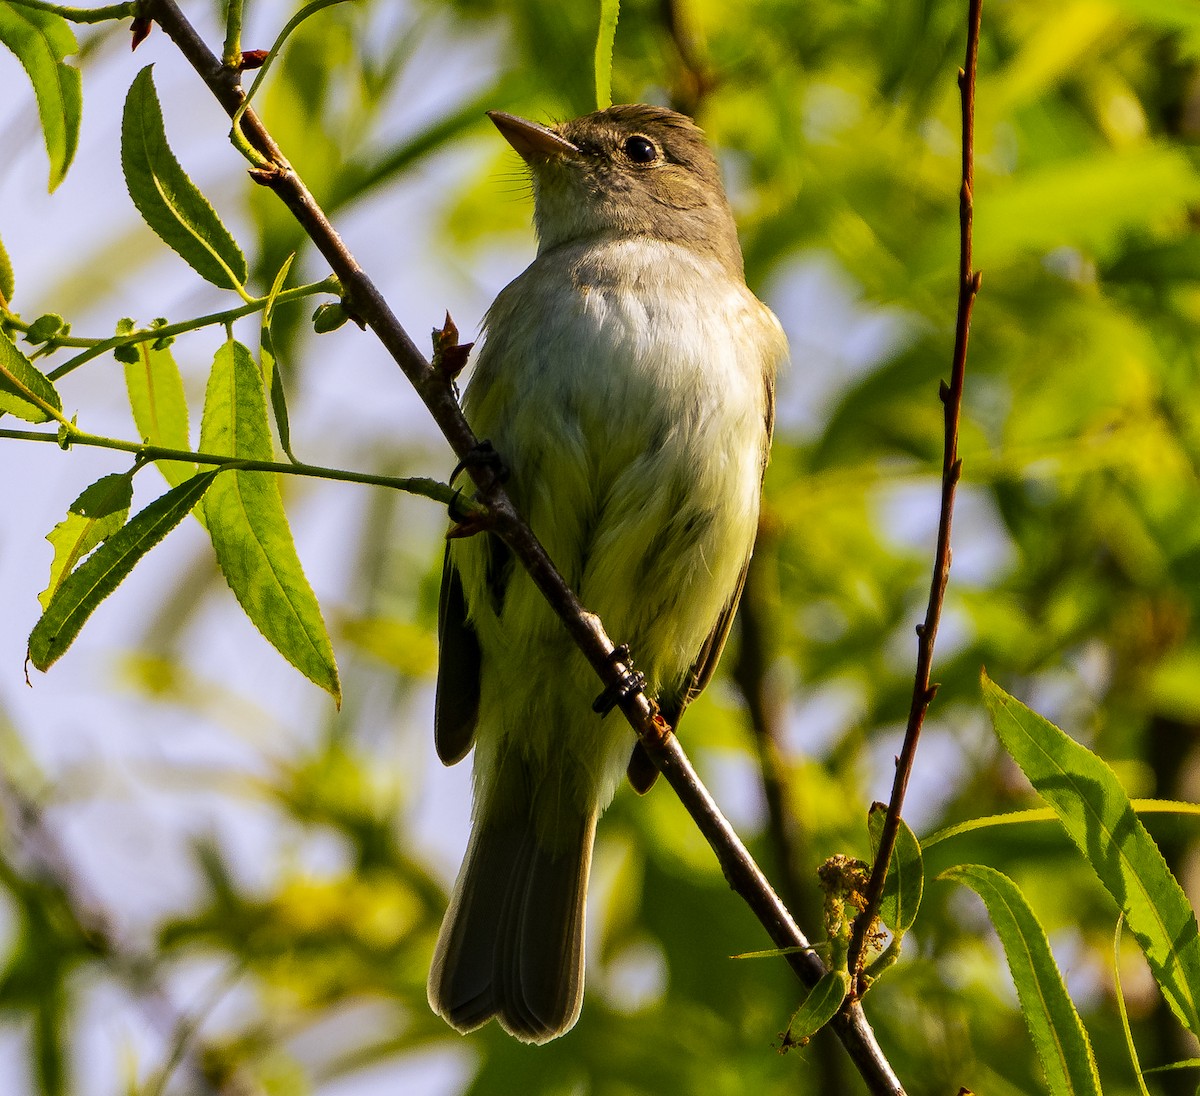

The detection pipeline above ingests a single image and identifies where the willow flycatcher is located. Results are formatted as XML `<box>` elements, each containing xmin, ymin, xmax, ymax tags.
<box><xmin>428</xmin><ymin>104</ymin><xmax>787</xmax><ymax>1043</ymax></box>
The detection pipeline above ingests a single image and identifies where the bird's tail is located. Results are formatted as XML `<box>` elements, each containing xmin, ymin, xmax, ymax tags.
<box><xmin>428</xmin><ymin>793</ymin><xmax>596</xmax><ymax>1044</ymax></box>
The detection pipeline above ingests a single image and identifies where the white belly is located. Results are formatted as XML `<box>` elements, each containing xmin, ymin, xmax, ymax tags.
<box><xmin>455</xmin><ymin>237</ymin><xmax>782</xmax><ymax>816</ymax></box>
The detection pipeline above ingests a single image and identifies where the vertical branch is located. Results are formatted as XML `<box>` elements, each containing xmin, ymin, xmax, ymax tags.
<box><xmin>847</xmin><ymin>0</ymin><xmax>984</xmax><ymax>984</ymax></box>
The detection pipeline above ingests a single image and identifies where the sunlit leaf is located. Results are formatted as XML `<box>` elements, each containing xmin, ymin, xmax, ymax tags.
<box><xmin>0</xmin><ymin>331</ymin><xmax>62</xmax><ymax>423</ymax></box>
<box><xmin>924</xmin><ymin>801</ymin><xmax>1200</xmax><ymax>848</ymax></box>
<box><xmin>199</xmin><ymin>340</ymin><xmax>340</xmax><ymax>703</ymax></box>
<box><xmin>121</xmin><ymin>66</ymin><xmax>248</xmax><ymax>291</ymax></box>
<box><xmin>983</xmin><ymin>671</ymin><xmax>1200</xmax><ymax>1036</ymax></box>
<box><xmin>262</xmin><ymin>254</ymin><xmax>297</xmax><ymax>462</ymax></box>
<box><xmin>28</xmin><ymin>471</ymin><xmax>220</xmax><ymax>671</ymax></box>
<box><xmin>0</xmin><ymin>229</ymin><xmax>13</xmax><ymax>305</ymax></box>
<box><xmin>0</xmin><ymin>2</ymin><xmax>81</xmax><ymax>190</ymax></box>
<box><xmin>1113</xmin><ymin>917</ymin><xmax>1153</xmax><ymax>1096</ymax></box>
<box><xmin>38</xmin><ymin>472</ymin><xmax>133</xmax><ymax>610</ymax></box>
<box><xmin>940</xmin><ymin>864</ymin><xmax>1102</xmax><ymax>1096</ymax></box>
<box><xmin>123</xmin><ymin>341</ymin><xmax>196</xmax><ymax>491</ymax></box>
<box><xmin>594</xmin><ymin>0</ymin><xmax>620</xmax><ymax>110</ymax></box>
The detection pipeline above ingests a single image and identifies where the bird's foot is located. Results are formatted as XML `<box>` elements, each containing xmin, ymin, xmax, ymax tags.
<box><xmin>592</xmin><ymin>645</ymin><xmax>647</xmax><ymax>715</ymax></box>
<box><xmin>450</xmin><ymin>439</ymin><xmax>508</xmax><ymax>485</ymax></box>
<box><xmin>446</xmin><ymin>441</ymin><xmax>508</xmax><ymax>533</ymax></box>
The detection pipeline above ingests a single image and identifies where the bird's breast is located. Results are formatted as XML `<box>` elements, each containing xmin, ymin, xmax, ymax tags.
<box><xmin>473</xmin><ymin>237</ymin><xmax>773</xmax><ymax>463</ymax></box>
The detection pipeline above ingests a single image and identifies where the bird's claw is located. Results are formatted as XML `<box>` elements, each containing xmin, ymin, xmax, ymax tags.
<box><xmin>592</xmin><ymin>644</ymin><xmax>647</xmax><ymax>715</ymax></box>
<box><xmin>450</xmin><ymin>440</ymin><xmax>509</xmax><ymax>485</ymax></box>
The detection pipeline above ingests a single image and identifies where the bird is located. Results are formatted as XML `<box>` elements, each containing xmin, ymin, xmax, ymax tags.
<box><xmin>428</xmin><ymin>103</ymin><xmax>787</xmax><ymax>1044</ymax></box>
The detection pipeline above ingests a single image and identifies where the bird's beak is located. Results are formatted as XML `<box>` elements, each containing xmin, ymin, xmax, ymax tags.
<box><xmin>487</xmin><ymin>111</ymin><xmax>580</xmax><ymax>161</ymax></box>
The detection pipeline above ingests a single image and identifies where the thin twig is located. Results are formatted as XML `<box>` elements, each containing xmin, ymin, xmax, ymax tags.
<box><xmin>140</xmin><ymin>2</ymin><xmax>904</xmax><ymax>1089</ymax></box>
<box><xmin>0</xmin><ymin>428</ymin><xmax>460</xmax><ymax>507</ymax></box>
<box><xmin>847</xmin><ymin>0</ymin><xmax>984</xmax><ymax>984</ymax></box>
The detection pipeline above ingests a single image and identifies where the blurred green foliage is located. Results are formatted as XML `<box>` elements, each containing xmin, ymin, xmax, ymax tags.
<box><xmin>4</xmin><ymin>0</ymin><xmax>1200</xmax><ymax>1093</ymax></box>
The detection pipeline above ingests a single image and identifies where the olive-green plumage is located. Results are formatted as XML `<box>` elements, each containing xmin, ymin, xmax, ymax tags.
<box><xmin>429</xmin><ymin>104</ymin><xmax>787</xmax><ymax>1044</ymax></box>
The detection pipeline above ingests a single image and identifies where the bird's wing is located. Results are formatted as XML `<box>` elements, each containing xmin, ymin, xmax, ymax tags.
<box><xmin>434</xmin><ymin>544</ymin><xmax>483</xmax><ymax>765</ymax></box>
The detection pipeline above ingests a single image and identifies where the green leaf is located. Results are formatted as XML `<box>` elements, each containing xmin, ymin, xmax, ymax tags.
<box><xmin>123</xmin><ymin>341</ymin><xmax>196</xmax><ymax>491</ymax></box>
<box><xmin>983</xmin><ymin>671</ymin><xmax>1200</xmax><ymax>1036</ymax></box>
<box><xmin>0</xmin><ymin>2</ymin><xmax>81</xmax><ymax>191</ymax></box>
<box><xmin>0</xmin><ymin>229</ymin><xmax>14</xmax><ymax>305</ymax></box>
<box><xmin>1113</xmin><ymin>917</ymin><xmax>1153</xmax><ymax>1096</ymax></box>
<box><xmin>784</xmin><ymin>970</ymin><xmax>850</xmax><ymax>1047</ymax></box>
<box><xmin>262</xmin><ymin>254</ymin><xmax>298</xmax><ymax>462</ymax></box>
<box><xmin>28</xmin><ymin>471</ymin><xmax>220</xmax><ymax>671</ymax></box>
<box><xmin>199</xmin><ymin>340</ymin><xmax>340</xmax><ymax>703</ymax></box>
<box><xmin>939</xmin><ymin>864</ymin><xmax>1102</xmax><ymax>1096</ymax></box>
<box><xmin>24</xmin><ymin>312</ymin><xmax>65</xmax><ymax>344</ymax></box>
<box><xmin>1143</xmin><ymin>1060</ymin><xmax>1200</xmax><ymax>1074</ymax></box>
<box><xmin>311</xmin><ymin>301</ymin><xmax>348</xmax><ymax>333</ymax></box>
<box><xmin>0</xmin><ymin>330</ymin><xmax>62</xmax><ymax>423</ymax></box>
<box><xmin>593</xmin><ymin>0</ymin><xmax>620</xmax><ymax>110</ymax></box>
<box><xmin>38</xmin><ymin>472</ymin><xmax>134</xmax><ymax>610</ymax></box>
<box><xmin>924</xmin><ymin>801</ymin><xmax>1200</xmax><ymax>849</ymax></box>
<box><xmin>120</xmin><ymin>66</ymin><xmax>248</xmax><ymax>291</ymax></box>
<box><xmin>867</xmin><ymin>804</ymin><xmax>923</xmax><ymax>937</ymax></box>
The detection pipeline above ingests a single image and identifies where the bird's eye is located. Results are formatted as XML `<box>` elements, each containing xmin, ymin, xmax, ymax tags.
<box><xmin>623</xmin><ymin>135</ymin><xmax>657</xmax><ymax>164</ymax></box>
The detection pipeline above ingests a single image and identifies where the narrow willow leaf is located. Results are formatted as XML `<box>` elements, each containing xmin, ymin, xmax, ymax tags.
<box><xmin>0</xmin><ymin>230</ymin><xmax>13</xmax><ymax>305</ymax></box>
<box><xmin>924</xmin><ymin>800</ymin><xmax>1200</xmax><ymax>849</ymax></box>
<box><xmin>0</xmin><ymin>331</ymin><xmax>62</xmax><ymax>423</ymax></box>
<box><xmin>262</xmin><ymin>254</ymin><xmax>298</xmax><ymax>461</ymax></box>
<box><xmin>940</xmin><ymin>864</ymin><xmax>1102</xmax><ymax>1096</ymax></box>
<box><xmin>121</xmin><ymin>66</ymin><xmax>248</xmax><ymax>291</ymax></box>
<box><xmin>593</xmin><ymin>0</ymin><xmax>620</xmax><ymax>110</ymax></box>
<box><xmin>785</xmin><ymin>970</ymin><xmax>850</xmax><ymax>1046</ymax></box>
<box><xmin>983</xmin><ymin>671</ymin><xmax>1200</xmax><ymax>1036</ymax></box>
<box><xmin>0</xmin><ymin>3</ymin><xmax>81</xmax><ymax>190</ymax></box>
<box><xmin>729</xmin><ymin>945</ymin><xmax>813</xmax><ymax>960</ymax></box>
<box><xmin>199</xmin><ymin>341</ymin><xmax>340</xmax><ymax>703</ymax></box>
<box><xmin>1113</xmin><ymin>917</ymin><xmax>1154</xmax><ymax>1096</ymax></box>
<box><xmin>28</xmin><ymin>471</ymin><xmax>220</xmax><ymax>671</ymax></box>
<box><xmin>39</xmin><ymin>472</ymin><xmax>134</xmax><ymax>609</ymax></box>
<box><xmin>123</xmin><ymin>341</ymin><xmax>195</xmax><ymax>490</ymax></box>
<box><xmin>867</xmin><ymin>804</ymin><xmax>924</xmax><ymax>937</ymax></box>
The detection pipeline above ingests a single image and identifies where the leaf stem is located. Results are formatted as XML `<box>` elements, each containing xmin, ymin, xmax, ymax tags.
<box><xmin>1</xmin><ymin>0</ymin><xmax>136</xmax><ymax>23</ymax></box>
<box><xmin>0</xmin><ymin>426</ymin><xmax>464</xmax><ymax>508</ymax></box>
<box><xmin>29</xmin><ymin>277</ymin><xmax>338</xmax><ymax>383</ymax></box>
<box><xmin>229</xmin><ymin>0</ymin><xmax>350</xmax><ymax>166</ymax></box>
<box><xmin>221</xmin><ymin>0</ymin><xmax>242</xmax><ymax>67</ymax></box>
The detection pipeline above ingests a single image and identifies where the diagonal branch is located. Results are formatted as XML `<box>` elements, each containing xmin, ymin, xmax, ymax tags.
<box><xmin>847</xmin><ymin>0</ymin><xmax>985</xmax><ymax>984</ymax></box>
<box><xmin>142</xmin><ymin>2</ymin><xmax>905</xmax><ymax>1090</ymax></box>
